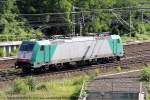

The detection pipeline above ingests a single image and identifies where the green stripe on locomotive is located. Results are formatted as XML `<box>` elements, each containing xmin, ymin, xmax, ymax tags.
<box><xmin>108</xmin><ymin>35</ymin><xmax>124</xmax><ymax>56</ymax></box>
<box><xmin>31</xmin><ymin>42</ymin><xmax>57</xmax><ymax>68</ymax></box>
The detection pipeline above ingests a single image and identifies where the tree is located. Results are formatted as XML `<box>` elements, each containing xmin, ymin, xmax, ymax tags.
<box><xmin>0</xmin><ymin>0</ymin><xmax>149</xmax><ymax>36</ymax></box>
<box><xmin>0</xmin><ymin>0</ymin><xmax>26</xmax><ymax>35</ymax></box>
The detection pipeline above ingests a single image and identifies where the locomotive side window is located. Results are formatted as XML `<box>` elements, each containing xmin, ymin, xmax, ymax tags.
<box><xmin>40</xmin><ymin>45</ymin><xmax>44</xmax><ymax>51</ymax></box>
<box><xmin>117</xmin><ymin>39</ymin><xmax>120</xmax><ymax>43</ymax></box>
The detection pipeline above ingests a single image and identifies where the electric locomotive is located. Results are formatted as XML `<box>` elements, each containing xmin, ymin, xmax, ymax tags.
<box><xmin>15</xmin><ymin>34</ymin><xmax>124</xmax><ymax>73</ymax></box>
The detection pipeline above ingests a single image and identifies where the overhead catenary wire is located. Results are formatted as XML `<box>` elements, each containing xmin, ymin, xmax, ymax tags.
<box><xmin>0</xmin><ymin>6</ymin><xmax>150</xmax><ymax>34</ymax></box>
<box><xmin>0</xmin><ymin>7</ymin><xmax>150</xmax><ymax>16</ymax></box>
<box><xmin>0</xmin><ymin>0</ymin><xmax>20</xmax><ymax>1</ymax></box>
<box><xmin>0</xmin><ymin>7</ymin><xmax>149</xmax><ymax>26</ymax></box>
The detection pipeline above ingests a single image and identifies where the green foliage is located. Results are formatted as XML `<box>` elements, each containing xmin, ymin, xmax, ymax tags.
<box><xmin>0</xmin><ymin>68</ymin><xmax>129</xmax><ymax>99</ymax></box>
<box><xmin>1</xmin><ymin>0</ymin><xmax>143</xmax><ymax>36</ymax></box>
<box><xmin>0</xmin><ymin>92</ymin><xmax>6</xmax><ymax>99</ymax></box>
<box><xmin>13</xmin><ymin>78</ymin><xmax>30</xmax><ymax>94</ymax></box>
<box><xmin>86</xmin><ymin>69</ymin><xmax>101</xmax><ymax>79</ymax></box>
<box><xmin>146</xmin><ymin>83</ymin><xmax>150</xmax><ymax>94</ymax></box>
<box><xmin>121</xmin><ymin>33</ymin><xmax>150</xmax><ymax>43</ymax></box>
<box><xmin>116</xmin><ymin>66</ymin><xmax>122</xmax><ymax>72</ymax></box>
<box><xmin>136</xmin><ymin>23</ymin><xmax>146</xmax><ymax>34</ymax></box>
<box><xmin>0</xmin><ymin>48</ymin><xmax>4</xmax><ymax>57</ymax></box>
<box><xmin>0</xmin><ymin>0</ymin><xmax>149</xmax><ymax>37</ymax></box>
<box><xmin>0</xmin><ymin>0</ymin><xmax>42</xmax><ymax>39</ymax></box>
<box><xmin>10</xmin><ymin>48</ymin><xmax>18</xmax><ymax>56</ymax></box>
<box><xmin>12</xmin><ymin>77</ymin><xmax>36</xmax><ymax>94</ymax></box>
<box><xmin>0</xmin><ymin>0</ymin><xmax>25</xmax><ymax>35</ymax></box>
<box><xmin>26</xmin><ymin>76</ymin><xmax>36</xmax><ymax>91</ymax></box>
<box><xmin>37</xmin><ymin>84</ymin><xmax>48</xmax><ymax>91</ymax></box>
<box><xmin>140</xmin><ymin>67</ymin><xmax>150</xmax><ymax>82</ymax></box>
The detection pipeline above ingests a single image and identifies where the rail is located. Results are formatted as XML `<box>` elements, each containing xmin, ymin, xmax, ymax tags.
<box><xmin>0</xmin><ymin>40</ymin><xmax>149</xmax><ymax>82</ymax></box>
<box><xmin>78</xmin><ymin>81</ymin><xmax>87</xmax><ymax>100</ymax></box>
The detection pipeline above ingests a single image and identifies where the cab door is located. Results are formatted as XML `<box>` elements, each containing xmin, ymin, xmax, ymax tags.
<box><xmin>44</xmin><ymin>45</ymin><xmax>50</xmax><ymax>62</ymax></box>
<box><xmin>116</xmin><ymin>39</ymin><xmax>123</xmax><ymax>56</ymax></box>
<box><xmin>39</xmin><ymin>45</ymin><xmax>44</xmax><ymax>62</ymax></box>
<box><xmin>113</xmin><ymin>39</ymin><xmax>117</xmax><ymax>55</ymax></box>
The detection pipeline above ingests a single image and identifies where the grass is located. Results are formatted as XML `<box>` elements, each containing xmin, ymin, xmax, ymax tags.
<box><xmin>10</xmin><ymin>48</ymin><xmax>19</xmax><ymax>56</ymax></box>
<box><xmin>115</xmin><ymin>66</ymin><xmax>122</xmax><ymax>72</ymax></box>
<box><xmin>121</xmin><ymin>33</ymin><xmax>150</xmax><ymax>43</ymax></box>
<box><xmin>10</xmin><ymin>76</ymin><xmax>89</xmax><ymax>100</ymax></box>
<box><xmin>0</xmin><ymin>69</ymin><xmax>101</xmax><ymax>100</ymax></box>
<box><xmin>139</xmin><ymin>65</ymin><xmax>150</xmax><ymax>100</ymax></box>
<box><xmin>0</xmin><ymin>64</ymin><xmax>146</xmax><ymax>100</ymax></box>
<box><xmin>0</xmin><ymin>48</ymin><xmax>4</xmax><ymax>57</ymax></box>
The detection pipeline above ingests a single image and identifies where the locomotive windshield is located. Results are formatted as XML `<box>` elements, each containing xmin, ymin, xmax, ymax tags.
<box><xmin>20</xmin><ymin>43</ymin><xmax>35</xmax><ymax>51</ymax></box>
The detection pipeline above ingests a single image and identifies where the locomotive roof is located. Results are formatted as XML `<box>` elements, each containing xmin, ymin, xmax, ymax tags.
<box><xmin>36</xmin><ymin>35</ymin><xmax>121</xmax><ymax>45</ymax></box>
<box><xmin>111</xmin><ymin>35</ymin><xmax>121</xmax><ymax>39</ymax></box>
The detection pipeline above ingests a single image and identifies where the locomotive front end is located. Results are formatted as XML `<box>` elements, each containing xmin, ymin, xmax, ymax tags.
<box><xmin>15</xmin><ymin>41</ymin><xmax>35</xmax><ymax>72</ymax></box>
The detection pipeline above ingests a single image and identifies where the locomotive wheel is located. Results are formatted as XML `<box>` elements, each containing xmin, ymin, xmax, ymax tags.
<box><xmin>22</xmin><ymin>67</ymin><xmax>31</xmax><ymax>74</ymax></box>
<box><xmin>116</xmin><ymin>56</ymin><xmax>121</xmax><ymax>61</ymax></box>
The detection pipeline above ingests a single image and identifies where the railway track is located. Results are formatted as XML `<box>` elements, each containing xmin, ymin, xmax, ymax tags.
<box><xmin>124</xmin><ymin>41</ymin><xmax>150</xmax><ymax>57</ymax></box>
<box><xmin>0</xmin><ymin>41</ymin><xmax>150</xmax><ymax>69</ymax></box>
<box><xmin>35</xmin><ymin>54</ymin><xmax>150</xmax><ymax>80</ymax></box>
<box><xmin>0</xmin><ymin>53</ymin><xmax>149</xmax><ymax>82</ymax></box>
<box><xmin>0</xmin><ymin>41</ymin><xmax>150</xmax><ymax>81</ymax></box>
<box><xmin>0</xmin><ymin>57</ymin><xmax>16</xmax><ymax>69</ymax></box>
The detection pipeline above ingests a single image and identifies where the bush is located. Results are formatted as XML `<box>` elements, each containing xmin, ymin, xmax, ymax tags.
<box><xmin>116</xmin><ymin>66</ymin><xmax>122</xmax><ymax>72</ymax></box>
<box><xmin>86</xmin><ymin>69</ymin><xmax>101</xmax><ymax>79</ymax></box>
<box><xmin>10</xmin><ymin>48</ymin><xmax>18</xmax><ymax>56</ymax></box>
<box><xmin>26</xmin><ymin>76</ymin><xmax>36</xmax><ymax>91</ymax></box>
<box><xmin>13</xmin><ymin>78</ymin><xmax>29</xmax><ymax>94</ymax></box>
<box><xmin>0</xmin><ymin>92</ymin><xmax>6</xmax><ymax>99</ymax></box>
<box><xmin>12</xmin><ymin>77</ymin><xmax>36</xmax><ymax>94</ymax></box>
<box><xmin>37</xmin><ymin>84</ymin><xmax>48</xmax><ymax>91</ymax></box>
<box><xmin>140</xmin><ymin>67</ymin><xmax>150</xmax><ymax>82</ymax></box>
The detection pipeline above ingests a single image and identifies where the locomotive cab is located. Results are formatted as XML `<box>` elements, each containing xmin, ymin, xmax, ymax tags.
<box><xmin>15</xmin><ymin>40</ymin><xmax>52</xmax><ymax>73</ymax></box>
<box><xmin>15</xmin><ymin>41</ymin><xmax>36</xmax><ymax>72</ymax></box>
<box><xmin>109</xmin><ymin>35</ymin><xmax>124</xmax><ymax>60</ymax></box>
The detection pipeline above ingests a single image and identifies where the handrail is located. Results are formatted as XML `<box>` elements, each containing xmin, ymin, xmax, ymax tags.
<box><xmin>0</xmin><ymin>34</ymin><xmax>38</xmax><ymax>41</ymax></box>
